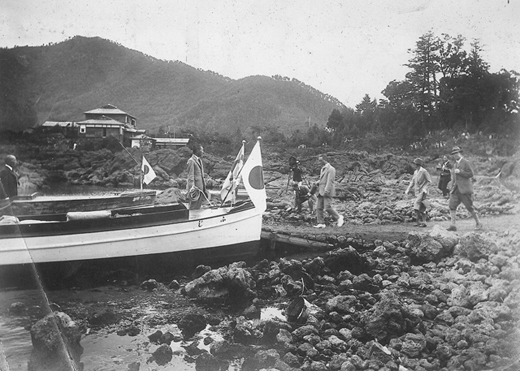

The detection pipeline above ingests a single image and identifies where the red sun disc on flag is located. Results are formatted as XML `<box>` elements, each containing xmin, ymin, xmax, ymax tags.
<box><xmin>248</xmin><ymin>166</ymin><xmax>264</xmax><ymax>189</ymax></box>
<box><xmin>143</xmin><ymin>165</ymin><xmax>150</xmax><ymax>174</ymax></box>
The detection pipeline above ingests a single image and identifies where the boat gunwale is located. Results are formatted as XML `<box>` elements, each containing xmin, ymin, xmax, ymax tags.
<box><xmin>0</xmin><ymin>201</ymin><xmax>256</xmax><ymax>239</ymax></box>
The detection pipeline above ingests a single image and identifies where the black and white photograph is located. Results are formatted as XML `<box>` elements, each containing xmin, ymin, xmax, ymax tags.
<box><xmin>1</xmin><ymin>1</ymin><xmax>519</xmax><ymax>370</ymax></box>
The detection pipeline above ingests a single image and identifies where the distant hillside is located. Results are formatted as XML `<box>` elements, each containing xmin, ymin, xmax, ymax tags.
<box><xmin>0</xmin><ymin>36</ymin><xmax>344</xmax><ymax>135</ymax></box>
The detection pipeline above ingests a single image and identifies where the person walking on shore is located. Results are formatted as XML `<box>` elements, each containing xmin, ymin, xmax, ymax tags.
<box><xmin>314</xmin><ymin>154</ymin><xmax>344</xmax><ymax>228</ymax></box>
<box><xmin>437</xmin><ymin>155</ymin><xmax>452</xmax><ymax>197</ymax></box>
<box><xmin>0</xmin><ymin>155</ymin><xmax>19</xmax><ymax>200</ymax></box>
<box><xmin>447</xmin><ymin>146</ymin><xmax>482</xmax><ymax>231</ymax></box>
<box><xmin>405</xmin><ymin>158</ymin><xmax>432</xmax><ymax>227</ymax></box>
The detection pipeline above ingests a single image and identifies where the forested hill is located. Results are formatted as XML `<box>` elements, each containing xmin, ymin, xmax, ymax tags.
<box><xmin>0</xmin><ymin>36</ymin><xmax>344</xmax><ymax>134</ymax></box>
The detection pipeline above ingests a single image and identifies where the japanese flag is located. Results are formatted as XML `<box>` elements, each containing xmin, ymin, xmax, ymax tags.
<box><xmin>141</xmin><ymin>156</ymin><xmax>156</xmax><ymax>185</ymax></box>
<box><xmin>241</xmin><ymin>139</ymin><xmax>266</xmax><ymax>212</ymax></box>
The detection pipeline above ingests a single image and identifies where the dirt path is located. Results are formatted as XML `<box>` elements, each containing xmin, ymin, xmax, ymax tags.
<box><xmin>263</xmin><ymin>210</ymin><xmax>520</xmax><ymax>244</ymax></box>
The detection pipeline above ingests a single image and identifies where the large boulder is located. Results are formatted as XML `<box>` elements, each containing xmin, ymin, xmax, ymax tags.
<box><xmin>361</xmin><ymin>291</ymin><xmax>407</xmax><ymax>342</ymax></box>
<box><xmin>323</xmin><ymin>246</ymin><xmax>369</xmax><ymax>275</ymax></box>
<box><xmin>28</xmin><ymin>312</ymin><xmax>83</xmax><ymax>371</ymax></box>
<box><xmin>183</xmin><ymin>262</ymin><xmax>256</xmax><ymax>302</ymax></box>
<box><xmin>455</xmin><ymin>233</ymin><xmax>499</xmax><ymax>262</ymax></box>
<box><xmin>178</xmin><ymin>313</ymin><xmax>207</xmax><ymax>339</ymax></box>
<box><xmin>326</xmin><ymin>295</ymin><xmax>358</xmax><ymax>314</ymax></box>
<box><xmin>448</xmin><ymin>282</ymin><xmax>489</xmax><ymax>308</ymax></box>
<box><xmin>407</xmin><ymin>228</ymin><xmax>456</xmax><ymax>263</ymax></box>
<box><xmin>429</xmin><ymin>225</ymin><xmax>459</xmax><ymax>250</ymax></box>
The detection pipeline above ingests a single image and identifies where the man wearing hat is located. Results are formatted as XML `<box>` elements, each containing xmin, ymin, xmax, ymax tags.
<box><xmin>405</xmin><ymin>158</ymin><xmax>431</xmax><ymax>227</ymax></box>
<box><xmin>447</xmin><ymin>146</ymin><xmax>482</xmax><ymax>231</ymax></box>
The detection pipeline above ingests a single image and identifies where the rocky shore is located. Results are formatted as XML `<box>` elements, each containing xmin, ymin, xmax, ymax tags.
<box><xmin>3</xmin><ymin>217</ymin><xmax>519</xmax><ymax>371</ymax></box>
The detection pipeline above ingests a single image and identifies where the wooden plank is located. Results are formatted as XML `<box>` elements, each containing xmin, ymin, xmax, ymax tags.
<box><xmin>261</xmin><ymin>230</ymin><xmax>334</xmax><ymax>250</ymax></box>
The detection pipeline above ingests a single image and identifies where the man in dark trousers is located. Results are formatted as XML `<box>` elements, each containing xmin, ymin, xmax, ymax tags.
<box><xmin>0</xmin><ymin>155</ymin><xmax>19</xmax><ymax>200</ymax></box>
<box><xmin>447</xmin><ymin>146</ymin><xmax>482</xmax><ymax>231</ymax></box>
<box><xmin>186</xmin><ymin>144</ymin><xmax>208</xmax><ymax>210</ymax></box>
<box><xmin>437</xmin><ymin>155</ymin><xmax>452</xmax><ymax>197</ymax></box>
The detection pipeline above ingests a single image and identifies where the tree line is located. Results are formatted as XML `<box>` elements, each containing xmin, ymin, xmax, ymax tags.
<box><xmin>319</xmin><ymin>32</ymin><xmax>519</xmax><ymax>152</ymax></box>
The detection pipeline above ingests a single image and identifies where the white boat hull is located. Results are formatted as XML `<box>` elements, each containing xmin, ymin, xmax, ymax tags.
<box><xmin>0</xmin><ymin>205</ymin><xmax>262</xmax><ymax>266</ymax></box>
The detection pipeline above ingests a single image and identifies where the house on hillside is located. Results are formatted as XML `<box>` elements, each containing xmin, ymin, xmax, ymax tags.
<box><xmin>39</xmin><ymin>104</ymin><xmax>190</xmax><ymax>149</ymax></box>
<box><xmin>77</xmin><ymin>104</ymin><xmax>145</xmax><ymax>147</ymax></box>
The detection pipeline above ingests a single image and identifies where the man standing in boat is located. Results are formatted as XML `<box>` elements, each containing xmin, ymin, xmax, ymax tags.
<box><xmin>186</xmin><ymin>144</ymin><xmax>208</xmax><ymax>209</ymax></box>
<box><xmin>0</xmin><ymin>155</ymin><xmax>19</xmax><ymax>200</ymax></box>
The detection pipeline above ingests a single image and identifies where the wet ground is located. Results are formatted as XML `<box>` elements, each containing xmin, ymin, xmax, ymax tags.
<box><xmin>0</xmin><ymin>281</ymin><xmax>289</xmax><ymax>371</ymax></box>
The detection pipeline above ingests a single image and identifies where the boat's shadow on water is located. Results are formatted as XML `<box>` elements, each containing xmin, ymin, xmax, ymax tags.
<box><xmin>1</xmin><ymin>240</ymin><xmax>272</xmax><ymax>291</ymax></box>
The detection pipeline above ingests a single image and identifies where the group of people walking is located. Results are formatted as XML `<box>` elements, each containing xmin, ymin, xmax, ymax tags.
<box><xmin>404</xmin><ymin>146</ymin><xmax>482</xmax><ymax>231</ymax></box>
<box><xmin>288</xmin><ymin>145</ymin><xmax>482</xmax><ymax>232</ymax></box>
<box><xmin>289</xmin><ymin>154</ymin><xmax>344</xmax><ymax>228</ymax></box>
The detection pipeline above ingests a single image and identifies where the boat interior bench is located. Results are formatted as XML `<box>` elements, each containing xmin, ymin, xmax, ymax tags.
<box><xmin>0</xmin><ymin>203</ymin><xmax>190</xmax><ymax>237</ymax></box>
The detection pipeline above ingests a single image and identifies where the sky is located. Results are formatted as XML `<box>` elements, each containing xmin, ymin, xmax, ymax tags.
<box><xmin>1</xmin><ymin>0</ymin><xmax>518</xmax><ymax>108</ymax></box>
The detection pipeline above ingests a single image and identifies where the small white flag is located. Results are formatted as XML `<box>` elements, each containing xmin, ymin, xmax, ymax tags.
<box><xmin>141</xmin><ymin>156</ymin><xmax>156</xmax><ymax>185</ymax></box>
<box><xmin>241</xmin><ymin>139</ymin><xmax>266</xmax><ymax>212</ymax></box>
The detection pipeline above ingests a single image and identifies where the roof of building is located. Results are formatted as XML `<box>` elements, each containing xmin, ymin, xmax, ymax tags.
<box><xmin>84</xmin><ymin>104</ymin><xmax>136</xmax><ymax>118</ymax></box>
<box><xmin>77</xmin><ymin>118</ymin><xmax>126</xmax><ymax>126</ymax></box>
<box><xmin>152</xmin><ymin>138</ymin><xmax>190</xmax><ymax>145</ymax></box>
<box><xmin>42</xmin><ymin>121</ymin><xmax>76</xmax><ymax>127</ymax></box>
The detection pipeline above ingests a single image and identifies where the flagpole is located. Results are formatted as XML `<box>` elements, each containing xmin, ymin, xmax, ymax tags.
<box><xmin>115</xmin><ymin>140</ymin><xmax>143</xmax><ymax>190</ymax></box>
<box><xmin>140</xmin><ymin>156</ymin><xmax>143</xmax><ymax>191</ymax></box>
<box><xmin>220</xmin><ymin>137</ymin><xmax>261</xmax><ymax>208</ymax></box>
<box><xmin>219</xmin><ymin>140</ymin><xmax>246</xmax><ymax>208</ymax></box>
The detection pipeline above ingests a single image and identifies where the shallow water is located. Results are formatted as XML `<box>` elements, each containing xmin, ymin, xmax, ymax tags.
<box><xmin>0</xmin><ymin>287</ymin><xmax>283</xmax><ymax>371</ymax></box>
<box><xmin>0</xmin><ymin>322</ymin><xmax>32</xmax><ymax>370</ymax></box>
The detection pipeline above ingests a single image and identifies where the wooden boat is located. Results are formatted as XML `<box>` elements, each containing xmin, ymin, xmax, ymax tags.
<box><xmin>0</xmin><ymin>140</ymin><xmax>267</xmax><ymax>286</ymax></box>
<box><xmin>3</xmin><ymin>190</ymin><xmax>157</xmax><ymax>216</ymax></box>
<box><xmin>0</xmin><ymin>201</ymin><xmax>262</xmax><ymax>267</ymax></box>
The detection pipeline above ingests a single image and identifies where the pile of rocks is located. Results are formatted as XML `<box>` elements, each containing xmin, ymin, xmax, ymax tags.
<box><xmin>162</xmin><ymin>226</ymin><xmax>520</xmax><ymax>371</ymax></box>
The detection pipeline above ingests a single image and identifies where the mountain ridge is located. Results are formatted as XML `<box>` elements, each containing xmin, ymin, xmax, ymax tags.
<box><xmin>0</xmin><ymin>36</ymin><xmax>345</xmax><ymax>135</ymax></box>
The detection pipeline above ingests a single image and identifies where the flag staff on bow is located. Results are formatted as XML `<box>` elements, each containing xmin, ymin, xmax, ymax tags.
<box><xmin>220</xmin><ymin>137</ymin><xmax>266</xmax><ymax>211</ymax></box>
<box><xmin>220</xmin><ymin>140</ymin><xmax>245</xmax><ymax>207</ymax></box>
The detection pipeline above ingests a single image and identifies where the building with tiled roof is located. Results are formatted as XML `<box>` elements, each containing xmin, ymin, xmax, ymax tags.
<box><xmin>76</xmin><ymin>104</ymin><xmax>145</xmax><ymax>147</ymax></box>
